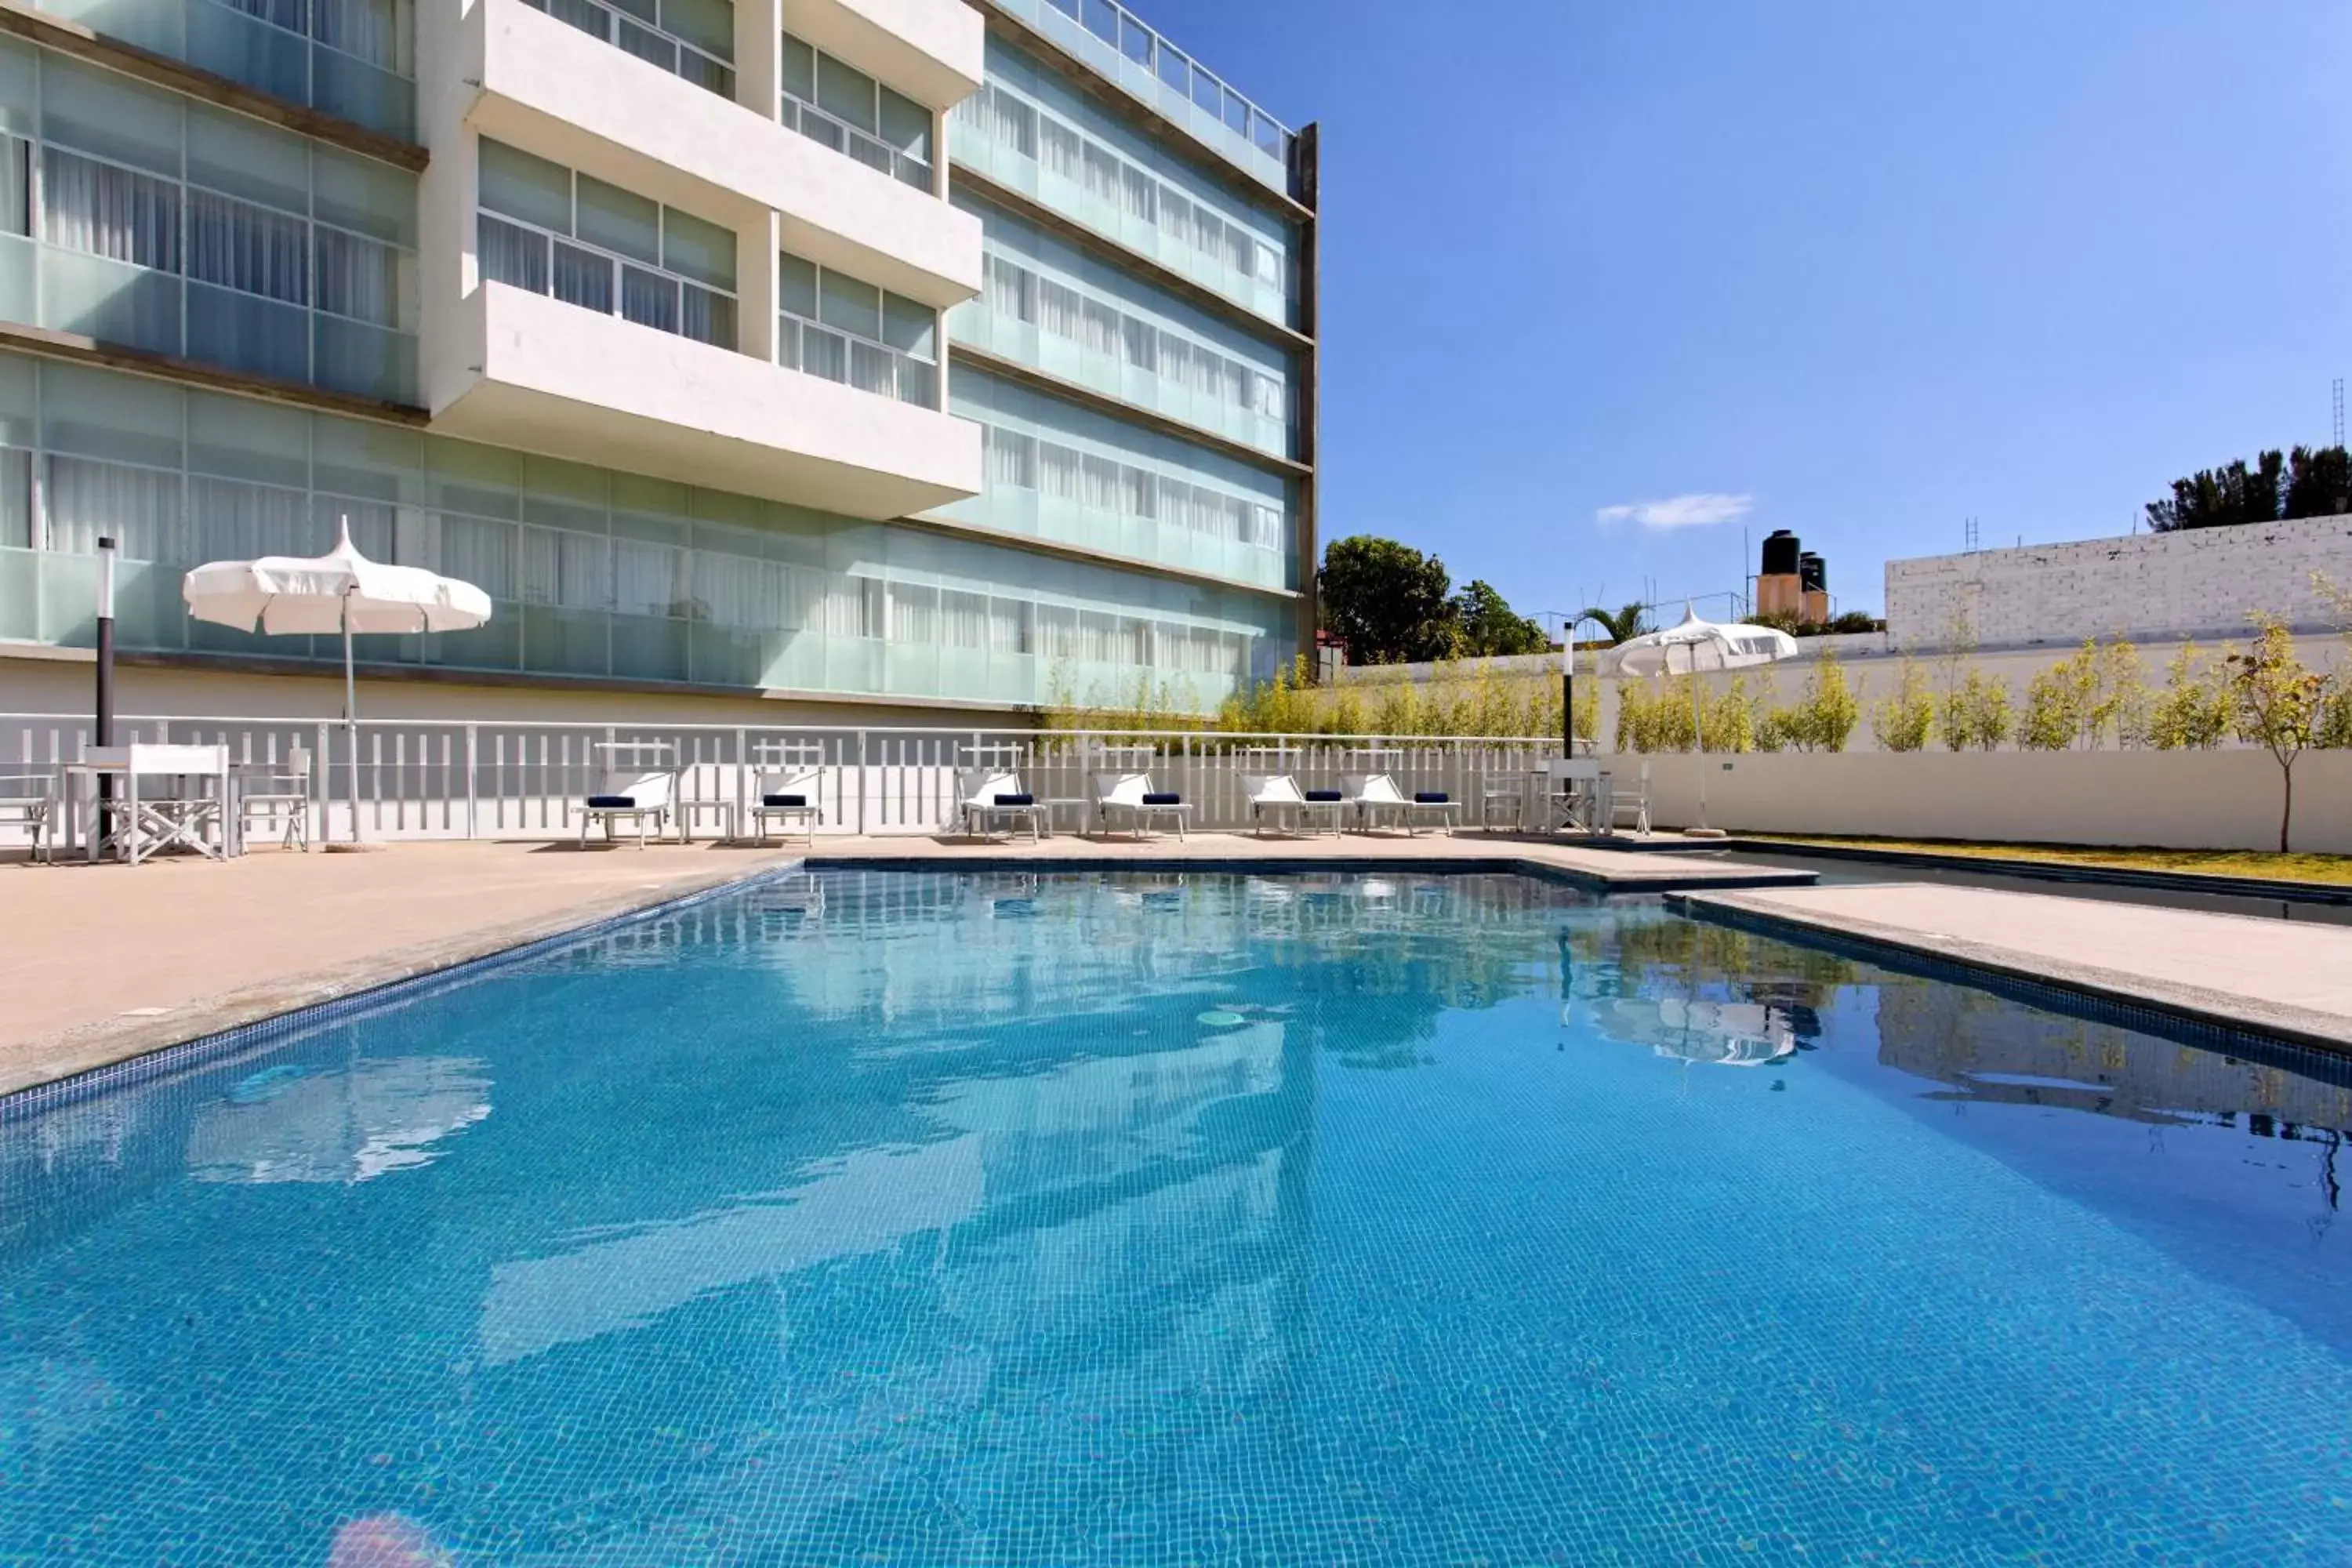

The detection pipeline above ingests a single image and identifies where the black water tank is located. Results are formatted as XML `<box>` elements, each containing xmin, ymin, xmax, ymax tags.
<box><xmin>1760</xmin><ymin>529</ymin><xmax>1800</xmax><ymax>576</ymax></box>
<box><xmin>1798</xmin><ymin>553</ymin><xmax>1827</xmax><ymax>593</ymax></box>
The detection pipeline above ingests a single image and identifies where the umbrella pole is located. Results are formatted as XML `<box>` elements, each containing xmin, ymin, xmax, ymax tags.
<box><xmin>343</xmin><ymin>591</ymin><xmax>361</xmax><ymax>844</ymax></box>
<box><xmin>1693</xmin><ymin>677</ymin><xmax>1708</xmax><ymax>829</ymax></box>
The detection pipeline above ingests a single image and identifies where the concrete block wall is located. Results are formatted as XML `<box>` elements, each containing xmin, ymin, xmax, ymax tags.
<box><xmin>1886</xmin><ymin>515</ymin><xmax>2352</xmax><ymax>649</ymax></box>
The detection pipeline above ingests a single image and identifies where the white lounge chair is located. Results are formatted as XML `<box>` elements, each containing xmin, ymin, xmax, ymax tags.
<box><xmin>234</xmin><ymin>746</ymin><xmax>311</xmax><ymax>851</ymax></box>
<box><xmin>1092</xmin><ymin>770</ymin><xmax>1189</xmax><ymax>840</ymax></box>
<box><xmin>748</xmin><ymin>767</ymin><xmax>822</xmax><ymax>845</ymax></box>
<box><xmin>579</xmin><ymin>768</ymin><xmax>677</xmax><ymax>848</ymax></box>
<box><xmin>0</xmin><ymin>771</ymin><xmax>54</xmax><ymax>863</ymax></box>
<box><xmin>1239</xmin><ymin>771</ymin><xmax>1309</xmax><ymax>837</ymax></box>
<box><xmin>957</xmin><ymin>768</ymin><xmax>1047</xmax><ymax>843</ymax></box>
<box><xmin>1342</xmin><ymin>771</ymin><xmax>1457</xmax><ymax>837</ymax></box>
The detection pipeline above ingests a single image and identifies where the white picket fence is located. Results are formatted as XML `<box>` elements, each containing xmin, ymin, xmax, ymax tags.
<box><xmin>0</xmin><ymin>716</ymin><xmax>1561</xmax><ymax>842</ymax></box>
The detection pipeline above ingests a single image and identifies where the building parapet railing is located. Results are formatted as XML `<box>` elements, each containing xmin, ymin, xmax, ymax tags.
<box><xmin>983</xmin><ymin>0</ymin><xmax>1293</xmax><ymax>198</ymax></box>
<box><xmin>0</xmin><ymin>717</ymin><xmax>1558</xmax><ymax>842</ymax></box>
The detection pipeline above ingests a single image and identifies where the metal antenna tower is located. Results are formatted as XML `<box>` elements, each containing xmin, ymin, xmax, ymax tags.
<box><xmin>1963</xmin><ymin>517</ymin><xmax>1980</xmax><ymax>552</ymax></box>
<box><xmin>2334</xmin><ymin>377</ymin><xmax>2344</xmax><ymax>448</ymax></box>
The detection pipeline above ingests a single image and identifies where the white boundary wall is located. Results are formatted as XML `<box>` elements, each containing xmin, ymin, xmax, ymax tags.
<box><xmin>1635</xmin><ymin>750</ymin><xmax>2352</xmax><ymax>854</ymax></box>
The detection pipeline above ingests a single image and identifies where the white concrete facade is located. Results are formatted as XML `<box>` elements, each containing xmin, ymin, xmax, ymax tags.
<box><xmin>419</xmin><ymin>0</ymin><xmax>985</xmax><ymax>520</ymax></box>
<box><xmin>1885</xmin><ymin>514</ymin><xmax>2352</xmax><ymax>648</ymax></box>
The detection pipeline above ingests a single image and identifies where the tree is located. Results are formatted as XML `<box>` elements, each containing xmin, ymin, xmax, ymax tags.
<box><xmin>2285</xmin><ymin>445</ymin><xmax>2352</xmax><ymax>520</ymax></box>
<box><xmin>1451</xmin><ymin>579</ymin><xmax>1550</xmax><ymax>657</ymax></box>
<box><xmin>2228</xmin><ymin>615</ymin><xmax>2331</xmax><ymax>853</ymax></box>
<box><xmin>2145</xmin><ymin>642</ymin><xmax>2234</xmax><ymax>750</ymax></box>
<box><xmin>1319</xmin><ymin>536</ymin><xmax>1453</xmax><ymax>664</ymax></box>
<box><xmin>1774</xmin><ymin>651</ymin><xmax>1861</xmax><ymax>752</ymax></box>
<box><xmin>1870</xmin><ymin>659</ymin><xmax>1936</xmax><ymax>752</ymax></box>
<box><xmin>1940</xmin><ymin>671</ymin><xmax>2013</xmax><ymax>750</ymax></box>
<box><xmin>1577</xmin><ymin>601</ymin><xmax>1649</xmax><ymax>644</ymax></box>
<box><xmin>2147</xmin><ymin>450</ymin><xmax>2285</xmax><ymax>531</ymax></box>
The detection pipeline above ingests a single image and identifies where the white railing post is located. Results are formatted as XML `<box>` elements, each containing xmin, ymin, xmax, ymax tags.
<box><xmin>855</xmin><ymin>730</ymin><xmax>867</xmax><ymax>836</ymax></box>
<box><xmin>464</xmin><ymin>724</ymin><xmax>478</xmax><ymax>839</ymax></box>
<box><xmin>734</xmin><ymin>727</ymin><xmax>748</xmax><ymax>841</ymax></box>
<box><xmin>314</xmin><ymin>720</ymin><xmax>331</xmax><ymax>845</ymax></box>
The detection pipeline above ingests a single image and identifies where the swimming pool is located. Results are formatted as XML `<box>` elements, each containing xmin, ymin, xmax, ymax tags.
<box><xmin>2</xmin><ymin>869</ymin><xmax>2347</xmax><ymax>1563</ymax></box>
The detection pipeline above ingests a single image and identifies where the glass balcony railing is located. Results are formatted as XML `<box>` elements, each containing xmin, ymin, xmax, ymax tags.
<box><xmin>518</xmin><ymin>0</ymin><xmax>735</xmax><ymax>100</ymax></box>
<box><xmin>778</xmin><ymin>314</ymin><xmax>936</xmax><ymax>408</ymax></box>
<box><xmin>779</xmin><ymin>94</ymin><xmax>932</xmax><ymax>193</ymax></box>
<box><xmin>980</xmin><ymin>0</ymin><xmax>1294</xmax><ymax>197</ymax></box>
<box><xmin>478</xmin><ymin>212</ymin><xmax>737</xmax><ymax>349</ymax></box>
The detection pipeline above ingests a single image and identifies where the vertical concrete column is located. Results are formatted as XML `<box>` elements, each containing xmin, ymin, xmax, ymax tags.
<box><xmin>736</xmin><ymin>209</ymin><xmax>779</xmax><ymax>362</ymax></box>
<box><xmin>735</xmin><ymin>0</ymin><xmax>779</xmax><ymax>120</ymax></box>
<box><xmin>417</xmin><ymin>0</ymin><xmax>488</xmax><ymax>411</ymax></box>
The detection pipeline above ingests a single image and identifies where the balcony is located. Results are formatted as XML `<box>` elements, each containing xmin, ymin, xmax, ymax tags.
<box><xmin>427</xmin><ymin>281</ymin><xmax>980</xmax><ymax>520</ymax></box>
<box><xmin>433</xmin><ymin>0</ymin><xmax>981</xmax><ymax>307</ymax></box>
<box><xmin>778</xmin><ymin>0</ymin><xmax>984</xmax><ymax>112</ymax></box>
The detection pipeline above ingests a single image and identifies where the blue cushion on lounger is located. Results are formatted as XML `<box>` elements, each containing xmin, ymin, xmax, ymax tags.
<box><xmin>587</xmin><ymin>794</ymin><xmax>635</xmax><ymax>808</ymax></box>
<box><xmin>1142</xmin><ymin>792</ymin><xmax>1181</xmax><ymax>806</ymax></box>
<box><xmin>993</xmin><ymin>793</ymin><xmax>1035</xmax><ymax>806</ymax></box>
<box><xmin>1414</xmin><ymin>791</ymin><xmax>1450</xmax><ymax>804</ymax></box>
<box><xmin>1304</xmin><ymin>789</ymin><xmax>1342</xmax><ymax>802</ymax></box>
<box><xmin>763</xmin><ymin>793</ymin><xmax>808</xmax><ymax>808</ymax></box>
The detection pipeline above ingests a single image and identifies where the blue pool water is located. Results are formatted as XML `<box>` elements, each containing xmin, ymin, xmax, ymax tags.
<box><xmin>3</xmin><ymin>869</ymin><xmax>2350</xmax><ymax>1565</ymax></box>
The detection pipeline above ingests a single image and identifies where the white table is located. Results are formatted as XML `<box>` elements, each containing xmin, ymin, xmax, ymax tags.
<box><xmin>61</xmin><ymin>745</ymin><xmax>241</xmax><ymax>864</ymax></box>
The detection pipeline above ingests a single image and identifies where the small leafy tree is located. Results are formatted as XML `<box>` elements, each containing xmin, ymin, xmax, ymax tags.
<box><xmin>2227</xmin><ymin>615</ymin><xmax>2331</xmax><ymax>853</ymax></box>
<box><xmin>1870</xmin><ymin>659</ymin><xmax>1936</xmax><ymax>752</ymax></box>
<box><xmin>1779</xmin><ymin>651</ymin><xmax>1861</xmax><ymax>752</ymax></box>
<box><xmin>2019</xmin><ymin>655</ymin><xmax>2084</xmax><ymax>750</ymax></box>
<box><xmin>2145</xmin><ymin>642</ymin><xmax>2234</xmax><ymax>750</ymax></box>
<box><xmin>1705</xmin><ymin>676</ymin><xmax>1757</xmax><ymax>754</ymax></box>
<box><xmin>1940</xmin><ymin>670</ymin><xmax>2013</xmax><ymax>750</ymax></box>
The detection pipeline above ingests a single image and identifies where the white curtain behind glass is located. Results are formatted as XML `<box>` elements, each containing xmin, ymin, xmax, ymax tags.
<box><xmin>43</xmin><ymin>148</ymin><xmax>179</xmax><ymax>271</ymax></box>
<box><xmin>47</xmin><ymin>455</ymin><xmax>183</xmax><ymax>561</ymax></box>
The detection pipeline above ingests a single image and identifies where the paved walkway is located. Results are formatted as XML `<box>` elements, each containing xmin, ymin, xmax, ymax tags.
<box><xmin>0</xmin><ymin>833</ymin><xmax>1806</xmax><ymax>1095</ymax></box>
<box><xmin>1678</xmin><ymin>882</ymin><xmax>2352</xmax><ymax>1051</ymax></box>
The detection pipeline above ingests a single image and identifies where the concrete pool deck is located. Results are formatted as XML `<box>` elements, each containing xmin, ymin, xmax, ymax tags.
<box><xmin>0</xmin><ymin>832</ymin><xmax>1803</xmax><ymax>1094</ymax></box>
<box><xmin>1677</xmin><ymin>882</ymin><xmax>2352</xmax><ymax>1053</ymax></box>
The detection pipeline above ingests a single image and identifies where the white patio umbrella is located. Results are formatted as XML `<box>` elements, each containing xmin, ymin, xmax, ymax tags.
<box><xmin>183</xmin><ymin>518</ymin><xmax>492</xmax><ymax>845</ymax></box>
<box><xmin>1597</xmin><ymin>604</ymin><xmax>1797</xmax><ymax>834</ymax></box>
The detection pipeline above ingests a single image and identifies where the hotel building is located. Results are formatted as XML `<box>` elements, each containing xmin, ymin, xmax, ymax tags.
<box><xmin>0</xmin><ymin>0</ymin><xmax>1316</xmax><ymax>721</ymax></box>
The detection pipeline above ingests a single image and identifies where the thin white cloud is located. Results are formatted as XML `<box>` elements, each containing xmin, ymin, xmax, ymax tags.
<box><xmin>1595</xmin><ymin>493</ymin><xmax>1755</xmax><ymax>530</ymax></box>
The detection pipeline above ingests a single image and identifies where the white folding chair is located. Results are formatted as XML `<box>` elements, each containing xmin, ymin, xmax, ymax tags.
<box><xmin>746</xmin><ymin>768</ymin><xmax>823</xmax><ymax>845</ymax></box>
<box><xmin>234</xmin><ymin>746</ymin><xmax>312</xmax><ymax>851</ymax></box>
<box><xmin>1605</xmin><ymin>760</ymin><xmax>1653</xmax><ymax>837</ymax></box>
<box><xmin>121</xmin><ymin>745</ymin><xmax>230</xmax><ymax>864</ymax></box>
<box><xmin>0</xmin><ymin>772</ymin><xmax>54</xmax><ymax>863</ymax></box>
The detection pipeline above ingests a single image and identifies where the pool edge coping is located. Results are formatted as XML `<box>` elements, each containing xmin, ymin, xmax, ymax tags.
<box><xmin>0</xmin><ymin>855</ymin><xmax>813</xmax><ymax>1116</ymax></box>
<box><xmin>1672</xmin><ymin>888</ymin><xmax>2352</xmax><ymax>1060</ymax></box>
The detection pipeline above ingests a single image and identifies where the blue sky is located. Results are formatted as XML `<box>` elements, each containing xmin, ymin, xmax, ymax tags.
<box><xmin>1149</xmin><ymin>0</ymin><xmax>2352</xmax><ymax>622</ymax></box>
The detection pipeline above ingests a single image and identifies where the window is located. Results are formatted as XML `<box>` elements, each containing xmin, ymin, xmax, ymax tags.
<box><xmin>971</xmin><ymin>251</ymin><xmax>1290</xmax><ymax>439</ymax></box>
<box><xmin>476</xmin><ymin>138</ymin><xmax>737</xmax><ymax>350</ymax></box>
<box><xmin>951</xmin><ymin>85</ymin><xmax>1292</xmax><ymax>310</ymax></box>
<box><xmin>777</xmin><ymin>251</ymin><xmax>936</xmax><ymax>408</ymax></box>
<box><xmin>517</xmin><ymin>0</ymin><xmax>734</xmax><ymax>99</ymax></box>
<box><xmin>779</xmin><ymin>31</ymin><xmax>932</xmax><ymax>192</ymax></box>
<box><xmin>978</xmin><ymin>417</ymin><xmax>1283</xmax><ymax>554</ymax></box>
<box><xmin>1</xmin><ymin>58</ymin><xmax>416</xmax><ymax>401</ymax></box>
